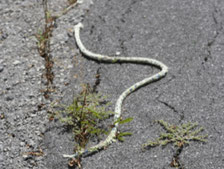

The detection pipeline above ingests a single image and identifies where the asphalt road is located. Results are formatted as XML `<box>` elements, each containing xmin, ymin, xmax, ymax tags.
<box><xmin>1</xmin><ymin>0</ymin><xmax>224</xmax><ymax>169</ymax></box>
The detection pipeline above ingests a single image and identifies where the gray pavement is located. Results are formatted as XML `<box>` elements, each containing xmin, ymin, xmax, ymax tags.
<box><xmin>1</xmin><ymin>0</ymin><xmax>224</xmax><ymax>169</ymax></box>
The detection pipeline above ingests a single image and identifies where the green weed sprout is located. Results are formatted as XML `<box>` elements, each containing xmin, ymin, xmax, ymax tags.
<box><xmin>142</xmin><ymin>120</ymin><xmax>208</xmax><ymax>149</ymax></box>
<box><xmin>56</xmin><ymin>89</ymin><xmax>114</xmax><ymax>149</ymax></box>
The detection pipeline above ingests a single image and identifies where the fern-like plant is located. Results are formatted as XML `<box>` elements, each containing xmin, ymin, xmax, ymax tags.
<box><xmin>142</xmin><ymin>120</ymin><xmax>208</xmax><ymax>168</ymax></box>
<box><xmin>142</xmin><ymin>120</ymin><xmax>208</xmax><ymax>149</ymax></box>
<box><xmin>56</xmin><ymin>84</ymin><xmax>114</xmax><ymax>149</ymax></box>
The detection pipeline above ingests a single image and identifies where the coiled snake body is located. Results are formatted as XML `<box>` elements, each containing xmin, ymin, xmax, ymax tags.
<box><xmin>63</xmin><ymin>23</ymin><xmax>168</xmax><ymax>158</ymax></box>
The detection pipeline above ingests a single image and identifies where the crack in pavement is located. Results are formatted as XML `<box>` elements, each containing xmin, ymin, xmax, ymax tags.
<box><xmin>205</xmin><ymin>4</ymin><xmax>224</xmax><ymax>61</ymax></box>
<box><xmin>157</xmin><ymin>99</ymin><xmax>185</xmax><ymax>122</ymax></box>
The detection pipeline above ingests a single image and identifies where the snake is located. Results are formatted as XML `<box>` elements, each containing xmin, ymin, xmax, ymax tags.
<box><xmin>63</xmin><ymin>23</ymin><xmax>168</xmax><ymax>159</ymax></box>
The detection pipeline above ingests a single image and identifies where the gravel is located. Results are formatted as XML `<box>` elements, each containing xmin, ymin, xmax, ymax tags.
<box><xmin>0</xmin><ymin>0</ymin><xmax>92</xmax><ymax>168</ymax></box>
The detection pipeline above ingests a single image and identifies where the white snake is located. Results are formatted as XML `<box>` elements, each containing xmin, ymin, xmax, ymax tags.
<box><xmin>63</xmin><ymin>23</ymin><xmax>168</xmax><ymax>158</ymax></box>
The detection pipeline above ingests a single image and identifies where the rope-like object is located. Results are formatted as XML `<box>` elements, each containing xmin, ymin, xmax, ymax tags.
<box><xmin>63</xmin><ymin>23</ymin><xmax>168</xmax><ymax>158</ymax></box>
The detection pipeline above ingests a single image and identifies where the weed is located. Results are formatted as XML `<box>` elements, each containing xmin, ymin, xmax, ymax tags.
<box><xmin>55</xmin><ymin>84</ymin><xmax>114</xmax><ymax>149</ymax></box>
<box><xmin>114</xmin><ymin>117</ymin><xmax>133</xmax><ymax>142</ymax></box>
<box><xmin>142</xmin><ymin>120</ymin><xmax>207</xmax><ymax>149</ymax></box>
<box><xmin>36</xmin><ymin>0</ymin><xmax>79</xmax><ymax>99</ymax></box>
<box><xmin>142</xmin><ymin>120</ymin><xmax>208</xmax><ymax>168</ymax></box>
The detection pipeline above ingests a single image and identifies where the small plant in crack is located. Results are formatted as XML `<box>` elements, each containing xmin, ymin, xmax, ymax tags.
<box><xmin>36</xmin><ymin>0</ymin><xmax>80</xmax><ymax>99</ymax></box>
<box><xmin>56</xmin><ymin>84</ymin><xmax>114</xmax><ymax>149</ymax></box>
<box><xmin>142</xmin><ymin>120</ymin><xmax>208</xmax><ymax>168</ymax></box>
<box><xmin>35</xmin><ymin>0</ymin><xmax>56</xmax><ymax>99</ymax></box>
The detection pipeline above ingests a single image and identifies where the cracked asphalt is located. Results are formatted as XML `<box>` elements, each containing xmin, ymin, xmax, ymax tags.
<box><xmin>1</xmin><ymin>0</ymin><xmax>224</xmax><ymax>169</ymax></box>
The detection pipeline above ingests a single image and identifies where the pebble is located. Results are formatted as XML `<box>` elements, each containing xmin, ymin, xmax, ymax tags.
<box><xmin>116</xmin><ymin>51</ymin><xmax>121</xmax><ymax>56</ymax></box>
<box><xmin>22</xmin><ymin>154</ymin><xmax>28</xmax><ymax>159</ymax></box>
<box><xmin>13</xmin><ymin>60</ymin><xmax>21</xmax><ymax>65</ymax></box>
<box><xmin>68</xmin><ymin>65</ymin><xmax>73</xmax><ymax>69</ymax></box>
<box><xmin>20</xmin><ymin>142</ymin><xmax>25</xmax><ymax>147</ymax></box>
<box><xmin>3</xmin><ymin>148</ymin><xmax>8</xmax><ymax>152</ymax></box>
